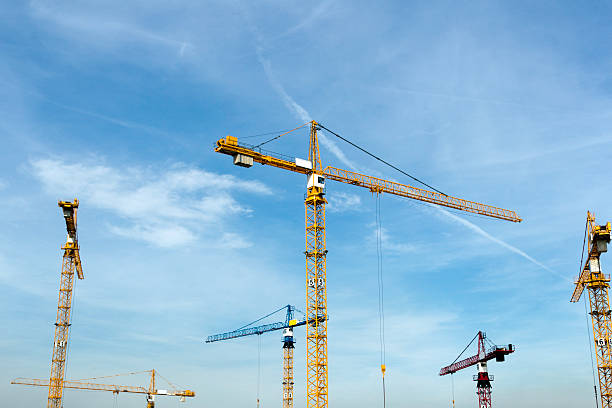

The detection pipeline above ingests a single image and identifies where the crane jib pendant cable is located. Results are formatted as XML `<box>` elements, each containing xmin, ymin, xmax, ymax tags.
<box><xmin>213</xmin><ymin>120</ymin><xmax>522</xmax><ymax>408</ymax></box>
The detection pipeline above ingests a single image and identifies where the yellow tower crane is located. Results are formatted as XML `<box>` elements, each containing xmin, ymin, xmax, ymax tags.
<box><xmin>214</xmin><ymin>120</ymin><xmax>522</xmax><ymax>408</ymax></box>
<box><xmin>47</xmin><ymin>199</ymin><xmax>84</xmax><ymax>408</ymax></box>
<box><xmin>571</xmin><ymin>211</ymin><xmax>612</xmax><ymax>408</ymax></box>
<box><xmin>12</xmin><ymin>369</ymin><xmax>195</xmax><ymax>408</ymax></box>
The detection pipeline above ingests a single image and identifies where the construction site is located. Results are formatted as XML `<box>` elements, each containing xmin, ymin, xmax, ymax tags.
<box><xmin>2</xmin><ymin>2</ymin><xmax>612</xmax><ymax>408</ymax></box>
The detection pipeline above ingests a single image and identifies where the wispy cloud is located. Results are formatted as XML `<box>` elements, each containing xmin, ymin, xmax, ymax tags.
<box><xmin>257</xmin><ymin>53</ymin><xmax>358</xmax><ymax>170</ymax></box>
<box><xmin>366</xmin><ymin>222</ymin><xmax>417</xmax><ymax>254</ymax></box>
<box><xmin>270</xmin><ymin>0</ymin><xmax>335</xmax><ymax>41</ymax></box>
<box><xmin>236</xmin><ymin>3</ymin><xmax>359</xmax><ymax>171</ymax></box>
<box><xmin>327</xmin><ymin>192</ymin><xmax>362</xmax><ymax>213</ymax></box>
<box><xmin>29</xmin><ymin>1</ymin><xmax>192</xmax><ymax>56</ymax></box>
<box><xmin>434</xmin><ymin>206</ymin><xmax>569</xmax><ymax>281</ymax></box>
<box><xmin>30</xmin><ymin>158</ymin><xmax>271</xmax><ymax>248</ymax></box>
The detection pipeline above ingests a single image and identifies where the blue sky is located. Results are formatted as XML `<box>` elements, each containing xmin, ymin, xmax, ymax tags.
<box><xmin>1</xmin><ymin>1</ymin><xmax>612</xmax><ymax>407</ymax></box>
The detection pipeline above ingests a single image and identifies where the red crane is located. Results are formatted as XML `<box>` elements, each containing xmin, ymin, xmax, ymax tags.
<box><xmin>439</xmin><ymin>331</ymin><xmax>515</xmax><ymax>408</ymax></box>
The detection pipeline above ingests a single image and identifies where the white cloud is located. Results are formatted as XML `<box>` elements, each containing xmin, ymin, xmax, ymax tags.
<box><xmin>29</xmin><ymin>1</ymin><xmax>191</xmax><ymax>55</ymax></box>
<box><xmin>327</xmin><ymin>192</ymin><xmax>362</xmax><ymax>213</ymax></box>
<box><xmin>240</xmin><ymin>3</ymin><xmax>359</xmax><ymax>172</ymax></box>
<box><xmin>257</xmin><ymin>51</ymin><xmax>358</xmax><ymax>171</ymax></box>
<box><xmin>368</xmin><ymin>222</ymin><xmax>417</xmax><ymax>254</ymax></box>
<box><xmin>30</xmin><ymin>158</ymin><xmax>271</xmax><ymax>248</ymax></box>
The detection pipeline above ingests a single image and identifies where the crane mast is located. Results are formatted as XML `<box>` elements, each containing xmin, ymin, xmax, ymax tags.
<box><xmin>571</xmin><ymin>211</ymin><xmax>612</xmax><ymax>408</ymax></box>
<box><xmin>48</xmin><ymin>199</ymin><xmax>84</xmax><ymax>408</ymax></box>
<box><xmin>206</xmin><ymin>305</ymin><xmax>308</xmax><ymax>408</ymax></box>
<box><xmin>440</xmin><ymin>331</ymin><xmax>514</xmax><ymax>408</ymax></box>
<box><xmin>282</xmin><ymin>325</ymin><xmax>295</xmax><ymax>408</ymax></box>
<box><xmin>305</xmin><ymin>121</ymin><xmax>329</xmax><ymax>408</ymax></box>
<box><xmin>215</xmin><ymin>120</ymin><xmax>521</xmax><ymax>408</ymax></box>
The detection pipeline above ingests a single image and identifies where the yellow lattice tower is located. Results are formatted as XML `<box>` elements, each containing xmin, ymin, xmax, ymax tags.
<box><xmin>214</xmin><ymin>120</ymin><xmax>521</xmax><ymax>408</ymax></box>
<box><xmin>48</xmin><ymin>199</ymin><xmax>84</xmax><ymax>408</ymax></box>
<box><xmin>305</xmin><ymin>121</ymin><xmax>328</xmax><ymax>408</ymax></box>
<box><xmin>572</xmin><ymin>211</ymin><xmax>612</xmax><ymax>408</ymax></box>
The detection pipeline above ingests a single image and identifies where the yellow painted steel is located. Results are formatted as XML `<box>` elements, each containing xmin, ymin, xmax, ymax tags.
<box><xmin>283</xmin><ymin>346</ymin><xmax>295</xmax><ymax>408</ymax></box>
<box><xmin>214</xmin><ymin>136</ymin><xmax>522</xmax><ymax>223</ymax></box>
<box><xmin>48</xmin><ymin>199</ymin><xmax>84</xmax><ymax>408</ymax></box>
<box><xmin>213</xmin><ymin>121</ymin><xmax>521</xmax><ymax>408</ymax></box>
<box><xmin>572</xmin><ymin>212</ymin><xmax>612</xmax><ymax>408</ymax></box>
<box><xmin>305</xmin><ymin>121</ymin><xmax>329</xmax><ymax>408</ymax></box>
<box><xmin>13</xmin><ymin>369</ymin><xmax>195</xmax><ymax>407</ymax></box>
<box><xmin>323</xmin><ymin>166</ymin><xmax>522</xmax><ymax>222</ymax></box>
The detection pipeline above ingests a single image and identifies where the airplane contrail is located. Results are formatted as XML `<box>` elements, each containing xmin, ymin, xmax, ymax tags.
<box><xmin>435</xmin><ymin>206</ymin><xmax>570</xmax><ymax>282</ymax></box>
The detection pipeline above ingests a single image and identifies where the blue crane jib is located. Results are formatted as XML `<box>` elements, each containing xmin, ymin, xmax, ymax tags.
<box><xmin>205</xmin><ymin>305</ymin><xmax>307</xmax><ymax>343</ymax></box>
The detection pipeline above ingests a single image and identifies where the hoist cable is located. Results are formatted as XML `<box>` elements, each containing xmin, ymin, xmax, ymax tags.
<box><xmin>257</xmin><ymin>334</ymin><xmax>262</xmax><ymax>408</ymax></box>
<box><xmin>585</xmin><ymin>294</ymin><xmax>599</xmax><ymax>408</ymax></box>
<box><xmin>318</xmin><ymin>123</ymin><xmax>447</xmax><ymax>196</ymax></box>
<box><xmin>375</xmin><ymin>194</ymin><xmax>387</xmax><ymax>408</ymax></box>
<box><xmin>451</xmin><ymin>373</ymin><xmax>455</xmax><ymax>408</ymax></box>
<box><xmin>579</xmin><ymin>217</ymin><xmax>599</xmax><ymax>408</ymax></box>
<box><xmin>376</xmin><ymin>195</ymin><xmax>387</xmax><ymax>366</ymax></box>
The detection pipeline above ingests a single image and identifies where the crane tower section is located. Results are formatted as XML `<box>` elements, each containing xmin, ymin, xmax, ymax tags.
<box><xmin>440</xmin><ymin>331</ymin><xmax>514</xmax><ymax>408</ymax></box>
<box><xmin>305</xmin><ymin>121</ymin><xmax>329</xmax><ymax>408</ymax></box>
<box><xmin>48</xmin><ymin>199</ymin><xmax>84</xmax><ymax>408</ymax></box>
<box><xmin>206</xmin><ymin>305</ymin><xmax>307</xmax><ymax>408</ymax></box>
<box><xmin>571</xmin><ymin>212</ymin><xmax>612</xmax><ymax>408</ymax></box>
<box><xmin>214</xmin><ymin>120</ymin><xmax>521</xmax><ymax>408</ymax></box>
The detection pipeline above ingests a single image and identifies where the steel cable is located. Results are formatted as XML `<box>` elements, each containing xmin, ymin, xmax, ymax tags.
<box><xmin>579</xmin><ymin>217</ymin><xmax>599</xmax><ymax>408</ymax></box>
<box><xmin>375</xmin><ymin>194</ymin><xmax>387</xmax><ymax>408</ymax></box>
<box><xmin>318</xmin><ymin>123</ymin><xmax>447</xmax><ymax>196</ymax></box>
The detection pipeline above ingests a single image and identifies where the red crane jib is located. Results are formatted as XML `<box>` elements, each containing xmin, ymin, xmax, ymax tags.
<box><xmin>439</xmin><ymin>345</ymin><xmax>514</xmax><ymax>376</ymax></box>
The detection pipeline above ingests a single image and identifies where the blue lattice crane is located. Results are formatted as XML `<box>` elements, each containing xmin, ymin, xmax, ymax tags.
<box><xmin>206</xmin><ymin>305</ymin><xmax>307</xmax><ymax>408</ymax></box>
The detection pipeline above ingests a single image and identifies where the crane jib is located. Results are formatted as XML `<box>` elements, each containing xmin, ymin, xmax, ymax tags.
<box><xmin>214</xmin><ymin>136</ymin><xmax>522</xmax><ymax>223</ymax></box>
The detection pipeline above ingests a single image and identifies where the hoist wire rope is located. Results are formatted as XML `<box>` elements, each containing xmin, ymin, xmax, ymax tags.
<box><xmin>450</xmin><ymin>373</ymin><xmax>455</xmax><ymax>408</ymax></box>
<box><xmin>578</xmin><ymin>217</ymin><xmax>599</xmax><ymax>408</ymax></box>
<box><xmin>375</xmin><ymin>194</ymin><xmax>387</xmax><ymax>408</ymax></box>
<box><xmin>257</xmin><ymin>333</ymin><xmax>262</xmax><ymax>408</ymax></box>
<box><xmin>585</xmin><ymin>294</ymin><xmax>599</xmax><ymax>408</ymax></box>
<box><xmin>252</xmin><ymin>122</ymin><xmax>309</xmax><ymax>148</ymax></box>
<box><xmin>317</xmin><ymin>123</ymin><xmax>447</xmax><ymax>196</ymax></box>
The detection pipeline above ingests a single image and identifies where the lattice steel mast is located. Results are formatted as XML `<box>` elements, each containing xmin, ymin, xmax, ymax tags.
<box><xmin>305</xmin><ymin>121</ymin><xmax>328</xmax><ymax>408</ymax></box>
<box><xmin>48</xmin><ymin>199</ymin><xmax>84</xmax><ymax>408</ymax></box>
<box><xmin>206</xmin><ymin>305</ymin><xmax>307</xmax><ymax>408</ymax></box>
<box><xmin>214</xmin><ymin>121</ymin><xmax>521</xmax><ymax>408</ymax></box>
<box><xmin>440</xmin><ymin>331</ymin><xmax>514</xmax><ymax>408</ymax></box>
<box><xmin>571</xmin><ymin>211</ymin><xmax>612</xmax><ymax>408</ymax></box>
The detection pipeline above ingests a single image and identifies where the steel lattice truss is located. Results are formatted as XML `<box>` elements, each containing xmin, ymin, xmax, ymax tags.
<box><xmin>572</xmin><ymin>212</ymin><xmax>612</xmax><ymax>408</ymax></box>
